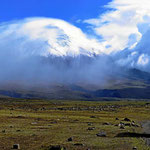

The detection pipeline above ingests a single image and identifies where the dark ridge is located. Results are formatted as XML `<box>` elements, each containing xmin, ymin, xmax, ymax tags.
<box><xmin>93</xmin><ymin>87</ymin><xmax>150</xmax><ymax>99</ymax></box>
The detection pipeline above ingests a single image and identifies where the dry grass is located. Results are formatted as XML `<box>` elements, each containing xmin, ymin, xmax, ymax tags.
<box><xmin>0</xmin><ymin>98</ymin><xmax>149</xmax><ymax>150</ymax></box>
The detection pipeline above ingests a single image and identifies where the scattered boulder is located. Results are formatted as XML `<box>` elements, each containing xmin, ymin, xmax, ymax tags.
<box><xmin>119</xmin><ymin>123</ymin><xmax>125</xmax><ymax>129</ymax></box>
<box><xmin>124</xmin><ymin>123</ymin><xmax>131</xmax><ymax>127</ymax></box>
<box><xmin>87</xmin><ymin>127</ymin><xmax>95</xmax><ymax>131</ymax></box>
<box><xmin>96</xmin><ymin>131</ymin><xmax>106</xmax><ymax>137</ymax></box>
<box><xmin>74</xmin><ymin>143</ymin><xmax>84</xmax><ymax>146</ymax></box>
<box><xmin>16</xmin><ymin>130</ymin><xmax>21</xmax><ymax>132</ymax></box>
<box><xmin>49</xmin><ymin>145</ymin><xmax>66</xmax><ymax>150</ymax></box>
<box><xmin>87</xmin><ymin>123</ymin><xmax>92</xmax><ymax>126</ymax></box>
<box><xmin>124</xmin><ymin>118</ymin><xmax>131</xmax><ymax>122</ymax></box>
<box><xmin>131</xmin><ymin>122</ymin><xmax>140</xmax><ymax>127</ymax></box>
<box><xmin>119</xmin><ymin>122</ymin><xmax>124</xmax><ymax>125</ymax></box>
<box><xmin>119</xmin><ymin>122</ymin><xmax>125</xmax><ymax>127</ymax></box>
<box><xmin>120</xmin><ymin>125</ymin><xmax>125</xmax><ymax>129</ymax></box>
<box><xmin>67</xmin><ymin>137</ymin><xmax>73</xmax><ymax>142</ymax></box>
<box><xmin>73</xmin><ymin>119</ymin><xmax>79</xmax><ymax>122</ymax></box>
<box><xmin>90</xmin><ymin>116</ymin><xmax>96</xmax><ymax>118</ymax></box>
<box><xmin>12</xmin><ymin>144</ymin><xmax>20</xmax><ymax>149</ymax></box>
<box><xmin>103</xmin><ymin>122</ymin><xmax>111</xmax><ymax>125</ymax></box>
<box><xmin>2</xmin><ymin>130</ymin><xmax>5</xmax><ymax>133</ymax></box>
<box><xmin>132</xmin><ymin>146</ymin><xmax>137</xmax><ymax>150</ymax></box>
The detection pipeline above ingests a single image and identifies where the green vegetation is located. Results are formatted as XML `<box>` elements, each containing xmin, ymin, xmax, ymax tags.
<box><xmin>0</xmin><ymin>98</ymin><xmax>149</xmax><ymax>150</ymax></box>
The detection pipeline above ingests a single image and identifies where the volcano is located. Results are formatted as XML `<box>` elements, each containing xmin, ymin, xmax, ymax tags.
<box><xmin>0</xmin><ymin>18</ymin><xmax>150</xmax><ymax>100</ymax></box>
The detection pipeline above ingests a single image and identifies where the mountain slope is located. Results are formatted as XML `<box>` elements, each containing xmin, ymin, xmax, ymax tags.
<box><xmin>0</xmin><ymin>68</ymin><xmax>150</xmax><ymax>100</ymax></box>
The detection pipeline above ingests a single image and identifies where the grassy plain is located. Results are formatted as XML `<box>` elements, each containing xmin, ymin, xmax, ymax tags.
<box><xmin>0</xmin><ymin>98</ymin><xmax>149</xmax><ymax>150</ymax></box>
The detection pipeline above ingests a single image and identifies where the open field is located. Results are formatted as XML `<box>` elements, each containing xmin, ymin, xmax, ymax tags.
<box><xmin>0</xmin><ymin>98</ymin><xmax>150</xmax><ymax>150</ymax></box>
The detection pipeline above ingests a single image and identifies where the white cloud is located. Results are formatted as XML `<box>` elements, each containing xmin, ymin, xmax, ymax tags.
<box><xmin>0</xmin><ymin>18</ymin><xmax>103</xmax><ymax>57</ymax></box>
<box><xmin>1</xmin><ymin>0</ymin><xmax>150</xmax><ymax>85</ymax></box>
<box><xmin>0</xmin><ymin>17</ymin><xmax>116</xmax><ymax>85</ymax></box>
<box><xmin>137</xmin><ymin>54</ymin><xmax>150</xmax><ymax>66</ymax></box>
<box><xmin>84</xmin><ymin>0</ymin><xmax>150</xmax><ymax>54</ymax></box>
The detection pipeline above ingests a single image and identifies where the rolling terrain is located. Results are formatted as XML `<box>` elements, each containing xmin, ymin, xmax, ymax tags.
<box><xmin>0</xmin><ymin>68</ymin><xmax>150</xmax><ymax>100</ymax></box>
<box><xmin>0</xmin><ymin>98</ymin><xmax>149</xmax><ymax>150</ymax></box>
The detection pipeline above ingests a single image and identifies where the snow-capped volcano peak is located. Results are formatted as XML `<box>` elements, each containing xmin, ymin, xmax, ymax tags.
<box><xmin>1</xmin><ymin>18</ymin><xmax>102</xmax><ymax>57</ymax></box>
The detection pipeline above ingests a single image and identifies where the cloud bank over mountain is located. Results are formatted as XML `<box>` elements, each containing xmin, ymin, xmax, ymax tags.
<box><xmin>0</xmin><ymin>18</ymin><xmax>103</xmax><ymax>57</ymax></box>
<box><xmin>0</xmin><ymin>0</ymin><xmax>150</xmax><ymax>86</ymax></box>
<box><xmin>84</xmin><ymin>0</ymin><xmax>150</xmax><ymax>53</ymax></box>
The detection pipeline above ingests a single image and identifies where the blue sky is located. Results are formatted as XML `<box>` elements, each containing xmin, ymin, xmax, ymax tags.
<box><xmin>0</xmin><ymin>0</ymin><xmax>110</xmax><ymax>25</ymax></box>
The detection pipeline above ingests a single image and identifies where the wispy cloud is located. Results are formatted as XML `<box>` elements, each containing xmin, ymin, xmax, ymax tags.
<box><xmin>84</xmin><ymin>0</ymin><xmax>150</xmax><ymax>54</ymax></box>
<box><xmin>0</xmin><ymin>1</ymin><xmax>150</xmax><ymax>86</ymax></box>
<box><xmin>1</xmin><ymin>17</ymin><xmax>103</xmax><ymax>57</ymax></box>
<box><xmin>0</xmin><ymin>17</ymin><xmax>112</xmax><ymax>85</ymax></box>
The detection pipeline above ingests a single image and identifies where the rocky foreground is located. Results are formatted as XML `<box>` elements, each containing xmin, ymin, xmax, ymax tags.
<box><xmin>0</xmin><ymin>98</ymin><xmax>149</xmax><ymax>150</ymax></box>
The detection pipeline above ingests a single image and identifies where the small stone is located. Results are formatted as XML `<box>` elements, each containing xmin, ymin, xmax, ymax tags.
<box><xmin>96</xmin><ymin>131</ymin><xmax>106</xmax><ymax>137</ymax></box>
<box><xmin>73</xmin><ymin>119</ymin><xmax>79</xmax><ymax>122</ymax></box>
<box><xmin>114</xmin><ymin>124</ymin><xmax>118</xmax><ymax>126</ymax></box>
<box><xmin>116</xmin><ymin>118</ymin><xmax>119</xmax><ymax>120</ymax></box>
<box><xmin>132</xmin><ymin>146</ymin><xmax>137</xmax><ymax>150</ymax></box>
<box><xmin>103</xmin><ymin>122</ymin><xmax>110</xmax><ymax>125</ymax></box>
<box><xmin>12</xmin><ymin>144</ymin><xmax>20</xmax><ymax>149</ymax></box>
<box><xmin>88</xmin><ymin>123</ymin><xmax>92</xmax><ymax>126</ymax></box>
<box><xmin>118</xmin><ymin>122</ymin><xmax>125</xmax><ymax>127</ymax></box>
<box><xmin>67</xmin><ymin>137</ymin><xmax>73</xmax><ymax>142</ymax></box>
<box><xmin>119</xmin><ymin>122</ymin><xmax>125</xmax><ymax>129</ymax></box>
<box><xmin>131</xmin><ymin>122</ymin><xmax>140</xmax><ymax>127</ymax></box>
<box><xmin>49</xmin><ymin>145</ymin><xmax>66</xmax><ymax>150</ymax></box>
<box><xmin>120</xmin><ymin>125</ymin><xmax>125</xmax><ymax>129</ymax></box>
<box><xmin>87</xmin><ymin>127</ymin><xmax>95</xmax><ymax>130</ymax></box>
<box><xmin>2</xmin><ymin>130</ymin><xmax>5</xmax><ymax>133</ymax></box>
<box><xmin>90</xmin><ymin>116</ymin><xmax>96</xmax><ymax>118</ymax></box>
<box><xmin>124</xmin><ymin>118</ymin><xmax>131</xmax><ymax>122</ymax></box>
<box><xmin>16</xmin><ymin>130</ymin><xmax>21</xmax><ymax>132</ymax></box>
<box><xmin>124</xmin><ymin>123</ymin><xmax>131</xmax><ymax>127</ymax></box>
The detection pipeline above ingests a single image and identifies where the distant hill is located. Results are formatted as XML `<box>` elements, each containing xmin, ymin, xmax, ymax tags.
<box><xmin>0</xmin><ymin>68</ymin><xmax>150</xmax><ymax>100</ymax></box>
